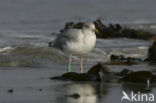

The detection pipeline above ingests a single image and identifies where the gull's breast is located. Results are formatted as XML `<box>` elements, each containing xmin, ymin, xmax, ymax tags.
<box><xmin>63</xmin><ymin>33</ymin><xmax>96</xmax><ymax>55</ymax></box>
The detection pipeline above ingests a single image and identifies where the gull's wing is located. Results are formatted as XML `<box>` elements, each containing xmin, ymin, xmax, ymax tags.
<box><xmin>52</xmin><ymin>29</ymin><xmax>83</xmax><ymax>50</ymax></box>
<box><xmin>60</xmin><ymin>29</ymin><xmax>82</xmax><ymax>40</ymax></box>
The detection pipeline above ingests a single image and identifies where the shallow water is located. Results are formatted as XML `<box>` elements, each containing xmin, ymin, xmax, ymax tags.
<box><xmin>0</xmin><ymin>0</ymin><xmax>156</xmax><ymax>103</ymax></box>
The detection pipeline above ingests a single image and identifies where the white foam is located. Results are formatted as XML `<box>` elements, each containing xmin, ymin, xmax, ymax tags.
<box><xmin>0</xmin><ymin>46</ymin><xmax>14</xmax><ymax>52</ymax></box>
<box><xmin>138</xmin><ymin>46</ymin><xmax>148</xmax><ymax>50</ymax></box>
<box><xmin>150</xmin><ymin>25</ymin><xmax>156</xmax><ymax>29</ymax></box>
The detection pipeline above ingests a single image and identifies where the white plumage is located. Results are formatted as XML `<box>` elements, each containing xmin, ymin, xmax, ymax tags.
<box><xmin>51</xmin><ymin>22</ymin><xmax>97</xmax><ymax>73</ymax></box>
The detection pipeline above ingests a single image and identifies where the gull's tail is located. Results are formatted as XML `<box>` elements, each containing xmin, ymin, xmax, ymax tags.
<box><xmin>48</xmin><ymin>33</ymin><xmax>57</xmax><ymax>47</ymax></box>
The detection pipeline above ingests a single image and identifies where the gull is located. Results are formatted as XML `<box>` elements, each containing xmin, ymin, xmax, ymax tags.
<box><xmin>50</xmin><ymin>22</ymin><xmax>98</xmax><ymax>73</ymax></box>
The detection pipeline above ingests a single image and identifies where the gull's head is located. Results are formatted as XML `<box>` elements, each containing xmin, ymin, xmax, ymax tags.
<box><xmin>82</xmin><ymin>22</ymin><xmax>98</xmax><ymax>33</ymax></box>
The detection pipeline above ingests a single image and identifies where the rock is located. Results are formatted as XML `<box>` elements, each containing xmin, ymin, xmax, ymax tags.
<box><xmin>50</xmin><ymin>72</ymin><xmax>79</xmax><ymax>81</ymax></box>
<box><xmin>87</xmin><ymin>62</ymin><xmax>112</xmax><ymax>75</ymax></box>
<box><xmin>88</xmin><ymin>62</ymin><xmax>114</xmax><ymax>82</ymax></box>
<box><xmin>60</xmin><ymin>22</ymin><xmax>84</xmax><ymax>33</ymax></box>
<box><xmin>62</xmin><ymin>72</ymin><xmax>80</xmax><ymax>79</ymax></box>
<box><xmin>87</xmin><ymin>62</ymin><xmax>101</xmax><ymax>75</ymax></box>
<box><xmin>50</xmin><ymin>72</ymin><xmax>100</xmax><ymax>82</ymax></box>
<box><xmin>105</xmin><ymin>61</ymin><xmax>136</xmax><ymax>65</ymax></box>
<box><xmin>67</xmin><ymin>93</ymin><xmax>80</xmax><ymax>99</ymax></box>
<box><xmin>56</xmin><ymin>19</ymin><xmax>155</xmax><ymax>40</ymax></box>
<box><xmin>145</xmin><ymin>41</ymin><xmax>156</xmax><ymax>62</ymax></box>
<box><xmin>120</xmin><ymin>71</ymin><xmax>156</xmax><ymax>83</ymax></box>
<box><xmin>116</xmin><ymin>69</ymin><xmax>133</xmax><ymax>76</ymax></box>
<box><xmin>110</xmin><ymin>55</ymin><xmax>142</xmax><ymax>62</ymax></box>
<box><xmin>50</xmin><ymin>63</ymin><xmax>113</xmax><ymax>82</ymax></box>
<box><xmin>100</xmin><ymin>62</ymin><xmax>113</xmax><ymax>74</ymax></box>
<box><xmin>70</xmin><ymin>73</ymin><xmax>99</xmax><ymax>82</ymax></box>
<box><xmin>105</xmin><ymin>55</ymin><xmax>143</xmax><ymax>65</ymax></box>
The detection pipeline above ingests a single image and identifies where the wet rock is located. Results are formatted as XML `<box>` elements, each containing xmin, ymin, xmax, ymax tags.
<box><xmin>60</xmin><ymin>22</ymin><xmax>84</xmax><ymax>33</ymax></box>
<box><xmin>71</xmin><ymin>73</ymin><xmax>99</xmax><ymax>82</ymax></box>
<box><xmin>56</xmin><ymin>19</ymin><xmax>155</xmax><ymax>40</ymax></box>
<box><xmin>50</xmin><ymin>63</ymin><xmax>112</xmax><ymax>82</ymax></box>
<box><xmin>50</xmin><ymin>72</ymin><xmax>100</xmax><ymax>82</ymax></box>
<box><xmin>50</xmin><ymin>62</ymin><xmax>156</xmax><ymax>84</ymax></box>
<box><xmin>87</xmin><ymin>62</ymin><xmax>112</xmax><ymax>75</ymax></box>
<box><xmin>105</xmin><ymin>55</ymin><xmax>143</xmax><ymax>65</ymax></box>
<box><xmin>105</xmin><ymin>61</ymin><xmax>136</xmax><ymax>65</ymax></box>
<box><xmin>110</xmin><ymin>55</ymin><xmax>142</xmax><ymax>62</ymax></box>
<box><xmin>116</xmin><ymin>69</ymin><xmax>133</xmax><ymax>76</ymax></box>
<box><xmin>100</xmin><ymin>62</ymin><xmax>113</xmax><ymax>74</ymax></box>
<box><xmin>87</xmin><ymin>62</ymin><xmax>101</xmax><ymax>75</ymax></box>
<box><xmin>67</xmin><ymin>93</ymin><xmax>80</xmax><ymax>99</ymax></box>
<box><xmin>145</xmin><ymin>41</ymin><xmax>156</xmax><ymax>62</ymax></box>
<box><xmin>50</xmin><ymin>72</ymin><xmax>79</xmax><ymax>80</ymax></box>
<box><xmin>88</xmin><ymin>62</ymin><xmax>114</xmax><ymax>82</ymax></box>
<box><xmin>120</xmin><ymin>71</ymin><xmax>156</xmax><ymax>83</ymax></box>
<box><xmin>62</xmin><ymin>72</ymin><xmax>80</xmax><ymax>79</ymax></box>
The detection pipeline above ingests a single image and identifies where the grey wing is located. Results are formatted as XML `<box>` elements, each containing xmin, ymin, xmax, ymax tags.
<box><xmin>62</xmin><ymin>29</ymin><xmax>82</xmax><ymax>40</ymax></box>
<box><xmin>53</xmin><ymin>29</ymin><xmax>82</xmax><ymax>50</ymax></box>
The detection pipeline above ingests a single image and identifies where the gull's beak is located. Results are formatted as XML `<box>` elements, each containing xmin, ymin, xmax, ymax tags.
<box><xmin>94</xmin><ymin>29</ymin><xmax>98</xmax><ymax>33</ymax></box>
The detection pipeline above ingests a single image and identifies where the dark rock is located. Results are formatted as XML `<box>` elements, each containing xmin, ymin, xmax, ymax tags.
<box><xmin>105</xmin><ymin>61</ymin><xmax>136</xmax><ymax>65</ymax></box>
<box><xmin>120</xmin><ymin>71</ymin><xmax>156</xmax><ymax>83</ymax></box>
<box><xmin>100</xmin><ymin>62</ymin><xmax>113</xmax><ymax>74</ymax></box>
<box><xmin>62</xmin><ymin>72</ymin><xmax>80</xmax><ymax>79</ymax></box>
<box><xmin>87</xmin><ymin>62</ymin><xmax>112</xmax><ymax>75</ymax></box>
<box><xmin>88</xmin><ymin>62</ymin><xmax>115</xmax><ymax>82</ymax></box>
<box><xmin>50</xmin><ymin>63</ymin><xmax>113</xmax><ymax>82</ymax></box>
<box><xmin>105</xmin><ymin>55</ymin><xmax>143</xmax><ymax>65</ymax></box>
<box><xmin>116</xmin><ymin>69</ymin><xmax>133</xmax><ymax>76</ymax></box>
<box><xmin>110</xmin><ymin>55</ymin><xmax>142</xmax><ymax>62</ymax></box>
<box><xmin>50</xmin><ymin>62</ymin><xmax>156</xmax><ymax>84</ymax></box>
<box><xmin>87</xmin><ymin>62</ymin><xmax>101</xmax><ymax>75</ymax></box>
<box><xmin>57</xmin><ymin>19</ymin><xmax>155</xmax><ymax>40</ymax></box>
<box><xmin>7</xmin><ymin>89</ymin><xmax>13</xmax><ymax>93</ymax></box>
<box><xmin>60</xmin><ymin>22</ymin><xmax>84</xmax><ymax>33</ymax></box>
<box><xmin>50</xmin><ymin>72</ymin><xmax>79</xmax><ymax>81</ymax></box>
<box><xmin>75</xmin><ymin>73</ymin><xmax>100</xmax><ymax>82</ymax></box>
<box><xmin>110</xmin><ymin>55</ymin><xmax>124</xmax><ymax>61</ymax></box>
<box><xmin>145</xmin><ymin>41</ymin><xmax>156</xmax><ymax>62</ymax></box>
<box><xmin>67</xmin><ymin>93</ymin><xmax>80</xmax><ymax>99</ymax></box>
<box><xmin>50</xmin><ymin>72</ymin><xmax>100</xmax><ymax>82</ymax></box>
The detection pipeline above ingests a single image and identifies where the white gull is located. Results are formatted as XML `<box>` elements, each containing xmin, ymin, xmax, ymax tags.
<box><xmin>51</xmin><ymin>22</ymin><xmax>98</xmax><ymax>73</ymax></box>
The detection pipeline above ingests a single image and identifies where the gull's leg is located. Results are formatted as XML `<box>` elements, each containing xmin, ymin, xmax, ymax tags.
<box><xmin>80</xmin><ymin>56</ymin><xmax>83</xmax><ymax>73</ymax></box>
<box><xmin>67</xmin><ymin>54</ymin><xmax>72</xmax><ymax>72</ymax></box>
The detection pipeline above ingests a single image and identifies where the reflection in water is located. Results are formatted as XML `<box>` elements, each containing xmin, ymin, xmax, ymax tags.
<box><xmin>53</xmin><ymin>82</ymin><xmax>155</xmax><ymax>103</ymax></box>
<box><xmin>65</xmin><ymin>83</ymin><xmax>98</xmax><ymax>103</ymax></box>
<box><xmin>54</xmin><ymin>82</ymin><xmax>110</xmax><ymax>103</ymax></box>
<box><xmin>121</xmin><ymin>82</ymin><xmax>153</xmax><ymax>93</ymax></box>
